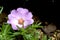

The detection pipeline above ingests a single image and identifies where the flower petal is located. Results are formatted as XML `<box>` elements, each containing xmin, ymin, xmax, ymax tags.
<box><xmin>22</xmin><ymin>12</ymin><xmax>33</xmax><ymax>20</ymax></box>
<box><xmin>11</xmin><ymin>24</ymin><xmax>18</xmax><ymax>30</ymax></box>
<box><xmin>24</xmin><ymin>19</ymin><xmax>34</xmax><ymax>28</ymax></box>
<box><xmin>10</xmin><ymin>10</ymin><xmax>21</xmax><ymax>19</ymax></box>
<box><xmin>17</xmin><ymin>8</ymin><xmax>23</xmax><ymax>12</ymax></box>
<box><xmin>9</xmin><ymin>19</ymin><xmax>18</xmax><ymax>30</ymax></box>
<box><xmin>28</xmin><ymin>19</ymin><xmax>34</xmax><ymax>24</ymax></box>
<box><xmin>26</xmin><ymin>12</ymin><xmax>33</xmax><ymax>19</ymax></box>
<box><xmin>11</xmin><ymin>10</ymin><xmax>17</xmax><ymax>14</ymax></box>
<box><xmin>17</xmin><ymin>8</ymin><xmax>28</xmax><ymax>15</ymax></box>
<box><xmin>8</xmin><ymin>14</ymin><xmax>15</xmax><ymax>19</ymax></box>
<box><xmin>10</xmin><ymin>19</ymin><xmax>18</xmax><ymax>25</ymax></box>
<box><xmin>24</xmin><ymin>21</ymin><xmax>29</xmax><ymax>27</ymax></box>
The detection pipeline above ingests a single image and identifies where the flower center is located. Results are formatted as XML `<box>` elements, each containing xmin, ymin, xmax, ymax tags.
<box><xmin>18</xmin><ymin>18</ymin><xmax>24</xmax><ymax>24</ymax></box>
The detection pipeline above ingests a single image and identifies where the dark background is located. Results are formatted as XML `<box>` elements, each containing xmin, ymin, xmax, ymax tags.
<box><xmin>0</xmin><ymin>0</ymin><xmax>60</xmax><ymax>29</ymax></box>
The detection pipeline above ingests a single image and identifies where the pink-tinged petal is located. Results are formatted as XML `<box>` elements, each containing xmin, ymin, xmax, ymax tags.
<box><xmin>28</xmin><ymin>19</ymin><xmax>34</xmax><ymax>24</ymax></box>
<box><xmin>24</xmin><ymin>19</ymin><xmax>34</xmax><ymax>28</ymax></box>
<box><xmin>11</xmin><ymin>24</ymin><xmax>18</xmax><ymax>30</ymax></box>
<box><xmin>24</xmin><ymin>21</ymin><xmax>29</xmax><ymax>27</ymax></box>
<box><xmin>9</xmin><ymin>19</ymin><xmax>18</xmax><ymax>30</ymax></box>
<box><xmin>8</xmin><ymin>14</ymin><xmax>15</xmax><ymax>19</ymax></box>
<box><xmin>8</xmin><ymin>13</ymin><xmax>21</xmax><ymax>20</ymax></box>
<box><xmin>11</xmin><ymin>10</ymin><xmax>17</xmax><ymax>14</ymax></box>
<box><xmin>10</xmin><ymin>19</ymin><xmax>18</xmax><ymax>25</ymax></box>
<box><xmin>17</xmin><ymin>8</ymin><xmax>28</xmax><ymax>15</ymax></box>
<box><xmin>26</xmin><ymin>12</ymin><xmax>33</xmax><ymax>19</ymax></box>
<box><xmin>22</xmin><ymin>12</ymin><xmax>33</xmax><ymax>20</ymax></box>
<box><xmin>10</xmin><ymin>10</ymin><xmax>21</xmax><ymax>19</ymax></box>
<box><xmin>17</xmin><ymin>8</ymin><xmax>23</xmax><ymax>12</ymax></box>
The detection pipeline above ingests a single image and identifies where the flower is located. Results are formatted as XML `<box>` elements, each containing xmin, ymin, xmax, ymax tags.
<box><xmin>7</xmin><ymin>8</ymin><xmax>34</xmax><ymax>30</ymax></box>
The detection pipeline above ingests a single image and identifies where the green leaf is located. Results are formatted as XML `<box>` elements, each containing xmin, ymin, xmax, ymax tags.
<box><xmin>42</xmin><ymin>34</ymin><xmax>47</xmax><ymax>40</ymax></box>
<box><xmin>48</xmin><ymin>37</ymin><xmax>52</xmax><ymax>40</ymax></box>
<box><xmin>12</xmin><ymin>32</ymin><xmax>21</xmax><ymax>37</ymax></box>
<box><xmin>0</xmin><ymin>6</ymin><xmax>3</xmax><ymax>14</ymax></box>
<box><xmin>1</xmin><ymin>23</ymin><xmax>11</xmax><ymax>34</ymax></box>
<box><xmin>0</xmin><ymin>23</ymin><xmax>15</xmax><ymax>40</ymax></box>
<box><xmin>23</xmin><ymin>34</ymin><xmax>33</xmax><ymax>40</ymax></box>
<box><xmin>31</xmin><ymin>23</ymin><xmax>43</xmax><ymax>28</ymax></box>
<box><xmin>0</xmin><ymin>27</ymin><xmax>1</xmax><ymax>30</ymax></box>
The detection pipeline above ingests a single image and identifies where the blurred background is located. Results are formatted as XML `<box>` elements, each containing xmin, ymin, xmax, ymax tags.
<box><xmin>0</xmin><ymin>0</ymin><xmax>60</xmax><ymax>29</ymax></box>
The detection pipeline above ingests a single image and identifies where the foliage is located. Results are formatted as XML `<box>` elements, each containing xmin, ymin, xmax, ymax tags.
<box><xmin>0</xmin><ymin>21</ymin><xmax>43</xmax><ymax>40</ymax></box>
<box><xmin>0</xmin><ymin>23</ymin><xmax>15</xmax><ymax>40</ymax></box>
<box><xmin>0</xmin><ymin>6</ymin><xmax>3</xmax><ymax>14</ymax></box>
